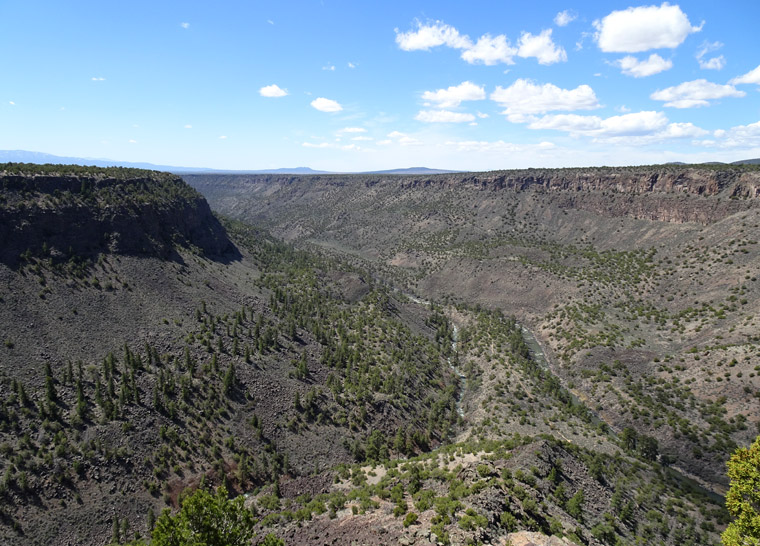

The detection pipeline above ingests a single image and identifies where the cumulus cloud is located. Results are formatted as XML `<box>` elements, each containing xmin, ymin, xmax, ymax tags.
<box><xmin>614</xmin><ymin>54</ymin><xmax>672</xmax><ymax>77</ymax></box>
<box><xmin>517</xmin><ymin>29</ymin><xmax>567</xmax><ymax>65</ymax></box>
<box><xmin>731</xmin><ymin>64</ymin><xmax>760</xmax><ymax>85</ymax></box>
<box><xmin>415</xmin><ymin>110</ymin><xmax>476</xmax><ymax>123</ymax></box>
<box><xmin>708</xmin><ymin>120</ymin><xmax>760</xmax><ymax>148</ymax></box>
<box><xmin>461</xmin><ymin>34</ymin><xmax>517</xmax><ymax>65</ymax></box>
<box><xmin>322</xmin><ymin>64</ymin><xmax>335</xmax><ymax>71</ymax></box>
<box><xmin>395</xmin><ymin>20</ymin><xmax>471</xmax><ymax>51</ymax></box>
<box><xmin>9</xmin><ymin>101</ymin><xmax>15</xmax><ymax>105</ymax></box>
<box><xmin>339</xmin><ymin>127</ymin><xmax>366</xmax><ymax>133</ymax></box>
<box><xmin>259</xmin><ymin>84</ymin><xmax>288</xmax><ymax>97</ymax></box>
<box><xmin>218</xmin><ymin>135</ymin><xmax>227</xmax><ymax>139</ymax></box>
<box><xmin>348</xmin><ymin>62</ymin><xmax>356</xmax><ymax>69</ymax></box>
<box><xmin>696</xmin><ymin>41</ymin><xmax>725</xmax><ymax>70</ymax></box>
<box><xmin>396</xmin><ymin>20</ymin><xmax>566</xmax><ymax>66</ymax></box>
<box><xmin>351</xmin><ymin>136</ymin><xmax>373</xmax><ymax>141</ymax></box>
<box><xmin>528</xmin><ymin>110</ymin><xmax>670</xmax><ymax>137</ymax></box>
<box><xmin>554</xmin><ymin>10</ymin><xmax>577</xmax><ymax>27</ymax></box>
<box><xmin>180</xmin><ymin>22</ymin><xmax>190</xmax><ymax>29</ymax></box>
<box><xmin>91</xmin><ymin>77</ymin><xmax>105</xmax><ymax>81</ymax></box>
<box><xmin>595</xmin><ymin>3</ymin><xmax>702</xmax><ymax>53</ymax></box>
<box><xmin>310</xmin><ymin>97</ymin><xmax>343</xmax><ymax>112</ymax></box>
<box><xmin>490</xmin><ymin>79</ymin><xmax>599</xmax><ymax>121</ymax></box>
<box><xmin>422</xmin><ymin>81</ymin><xmax>485</xmax><ymax>108</ymax></box>
<box><xmin>650</xmin><ymin>79</ymin><xmax>745</xmax><ymax>108</ymax></box>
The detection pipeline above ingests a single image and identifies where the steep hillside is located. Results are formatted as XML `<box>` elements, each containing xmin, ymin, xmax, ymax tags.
<box><xmin>0</xmin><ymin>165</ymin><xmax>460</xmax><ymax>545</ymax></box>
<box><xmin>185</xmin><ymin>165</ymin><xmax>760</xmax><ymax>492</ymax></box>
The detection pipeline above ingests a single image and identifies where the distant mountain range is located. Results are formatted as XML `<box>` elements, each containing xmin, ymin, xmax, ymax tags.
<box><xmin>0</xmin><ymin>150</ymin><xmax>460</xmax><ymax>175</ymax></box>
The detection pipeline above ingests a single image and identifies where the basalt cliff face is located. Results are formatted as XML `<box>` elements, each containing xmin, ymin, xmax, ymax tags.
<box><xmin>0</xmin><ymin>168</ymin><xmax>237</xmax><ymax>266</ymax></box>
<box><xmin>187</xmin><ymin>165</ymin><xmax>760</xmax><ymax>227</ymax></box>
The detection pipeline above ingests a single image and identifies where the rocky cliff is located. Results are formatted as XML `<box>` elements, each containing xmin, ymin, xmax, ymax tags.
<box><xmin>0</xmin><ymin>165</ymin><xmax>237</xmax><ymax>266</ymax></box>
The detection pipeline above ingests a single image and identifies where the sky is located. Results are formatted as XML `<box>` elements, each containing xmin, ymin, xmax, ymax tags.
<box><xmin>1</xmin><ymin>1</ymin><xmax>760</xmax><ymax>172</ymax></box>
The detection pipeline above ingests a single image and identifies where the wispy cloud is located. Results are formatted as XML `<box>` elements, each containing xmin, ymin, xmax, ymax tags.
<box><xmin>267</xmin><ymin>19</ymin><xmax>274</xmax><ymax>25</ymax></box>
<box><xmin>339</xmin><ymin>127</ymin><xmax>367</xmax><ymax>133</ymax></box>
<box><xmin>387</xmin><ymin>131</ymin><xmax>421</xmax><ymax>146</ymax></box>
<box><xmin>184</xmin><ymin>124</ymin><xmax>192</xmax><ymax>129</ymax></box>
<box><xmin>347</xmin><ymin>62</ymin><xmax>356</xmax><ymax>69</ymax></box>
<box><xmin>180</xmin><ymin>22</ymin><xmax>190</xmax><ymax>29</ymax></box>
<box><xmin>259</xmin><ymin>84</ymin><xmax>288</xmax><ymax>98</ymax></box>
<box><xmin>415</xmin><ymin>110</ymin><xmax>476</xmax><ymax>123</ymax></box>
<box><xmin>218</xmin><ymin>135</ymin><xmax>227</xmax><ymax>140</ymax></box>
<box><xmin>322</xmin><ymin>64</ymin><xmax>336</xmax><ymax>71</ymax></box>
<box><xmin>91</xmin><ymin>77</ymin><xmax>105</xmax><ymax>81</ymax></box>
<box><xmin>696</xmin><ymin>41</ymin><xmax>725</xmax><ymax>70</ymax></box>
<box><xmin>8</xmin><ymin>101</ymin><xmax>15</xmax><ymax>105</ymax></box>
<box><xmin>554</xmin><ymin>10</ymin><xmax>577</xmax><ymax>27</ymax></box>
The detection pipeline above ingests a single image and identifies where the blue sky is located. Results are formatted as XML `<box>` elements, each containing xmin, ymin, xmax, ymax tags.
<box><xmin>1</xmin><ymin>1</ymin><xmax>759</xmax><ymax>171</ymax></box>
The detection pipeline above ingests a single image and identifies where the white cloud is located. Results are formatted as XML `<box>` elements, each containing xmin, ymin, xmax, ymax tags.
<box><xmin>707</xmin><ymin>120</ymin><xmax>760</xmax><ymax>148</ymax></box>
<box><xmin>128</xmin><ymin>139</ymin><xmax>137</xmax><ymax>144</ymax></box>
<box><xmin>528</xmin><ymin>111</ymin><xmax>669</xmax><ymax>137</ymax></box>
<box><xmin>595</xmin><ymin>3</ymin><xmax>702</xmax><ymax>53</ymax></box>
<box><xmin>184</xmin><ymin>124</ymin><xmax>192</xmax><ymax>129</ymax></box>
<box><xmin>267</xmin><ymin>19</ymin><xmax>274</xmax><ymax>25</ymax></box>
<box><xmin>180</xmin><ymin>22</ymin><xmax>190</xmax><ymax>29</ymax></box>
<box><xmin>322</xmin><ymin>64</ymin><xmax>335</xmax><ymax>71</ymax></box>
<box><xmin>696</xmin><ymin>41</ymin><xmax>725</xmax><ymax>70</ymax></box>
<box><xmin>386</xmin><ymin>131</ymin><xmax>421</xmax><ymax>146</ymax></box>
<box><xmin>699</xmin><ymin>56</ymin><xmax>725</xmax><ymax>70</ymax></box>
<box><xmin>415</xmin><ymin>110</ymin><xmax>476</xmax><ymax>123</ymax></box>
<box><xmin>91</xmin><ymin>77</ymin><xmax>105</xmax><ymax>81</ymax></box>
<box><xmin>445</xmin><ymin>140</ymin><xmax>523</xmax><ymax>153</ymax></box>
<box><xmin>259</xmin><ymin>84</ymin><xmax>288</xmax><ymax>98</ymax></box>
<box><xmin>311</xmin><ymin>97</ymin><xmax>343</xmax><ymax>112</ymax></box>
<box><xmin>351</xmin><ymin>136</ymin><xmax>373</xmax><ymax>141</ymax></box>
<box><xmin>517</xmin><ymin>29</ymin><xmax>567</xmax><ymax>65</ymax></box>
<box><xmin>731</xmin><ymin>64</ymin><xmax>760</xmax><ymax>85</ymax></box>
<box><xmin>377</xmin><ymin>139</ymin><xmax>392</xmax><ymax>146</ymax></box>
<box><xmin>491</xmin><ymin>79</ymin><xmax>599</xmax><ymax>121</ymax></box>
<box><xmin>659</xmin><ymin>122</ymin><xmax>708</xmax><ymax>138</ymax></box>
<box><xmin>422</xmin><ymin>81</ymin><xmax>485</xmax><ymax>108</ymax></box>
<box><xmin>302</xmin><ymin>142</ymin><xmax>330</xmax><ymax>148</ymax></box>
<box><xmin>9</xmin><ymin>101</ymin><xmax>15</xmax><ymax>105</ymax></box>
<box><xmin>476</xmin><ymin>112</ymin><xmax>489</xmax><ymax>119</ymax></box>
<box><xmin>218</xmin><ymin>135</ymin><xmax>227</xmax><ymax>139</ymax></box>
<box><xmin>461</xmin><ymin>34</ymin><xmax>517</xmax><ymax>65</ymax></box>
<box><xmin>650</xmin><ymin>79</ymin><xmax>745</xmax><ymax>108</ymax></box>
<box><xmin>395</xmin><ymin>20</ymin><xmax>471</xmax><ymax>51</ymax></box>
<box><xmin>554</xmin><ymin>10</ymin><xmax>577</xmax><ymax>27</ymax></box>
<box><xmin>614</xmin><ymin>54</ymin><xmax>673</xmax><ymax>77</ymax></box>
<box><xmin>396</xmin><ymin>20</ymin><xmax>565</xmax><ymax>66</ymax></box>
<box><xmin>339</xmin><ymin>127</ymin><xmax>366</xmax><ymax>133</ymax></box>
<box><xmin>348</xmin><ymin>62</ymin><xmax>356</xmax><ymax>69</ymax></box>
